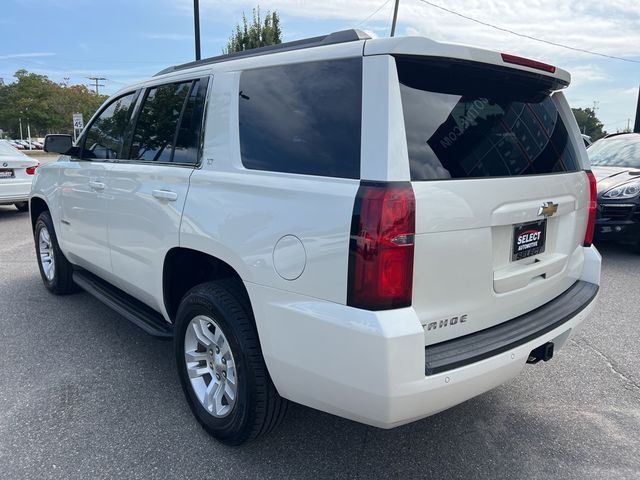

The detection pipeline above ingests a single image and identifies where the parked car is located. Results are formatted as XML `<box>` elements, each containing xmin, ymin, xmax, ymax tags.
<box><xmin>0</xmin><ymin>140</ymin><xmax>39</xmax><ymax>211</ymax></box>
<box><xmin>15</xmin><ymin>140</ymin><xmax>32</xmax><ymax>149</ymax></box>
<box><xmin>32</xmin><ymin>30</ymin><xmax>601</xmax><ymax>445</ymax></box>
<box><xmin>8</xmin><ymin>140</ymin><xmax>25</xmax><ymax>150</ymax></box>
<box><xmin>588</xmin><ymin>132</ymin><xmax>640</xmax><ymax>247</ymax></box>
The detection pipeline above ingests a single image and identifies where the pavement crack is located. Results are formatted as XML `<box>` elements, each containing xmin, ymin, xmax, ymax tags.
<box><xmin>571</xmin><ymin>338</ymin><xmax>640</xmax><ymax>393</ymax></box>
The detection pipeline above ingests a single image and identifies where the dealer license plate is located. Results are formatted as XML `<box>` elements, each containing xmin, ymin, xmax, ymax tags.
<box><xmin>512</xmin><ymin>219</ymin><xmax>546</xmax><ymax>261</ymax></box>
<box><xmin>0</xmin><ymin>169</ymin><xmax>14</xmax><ymax>179</ymax></box>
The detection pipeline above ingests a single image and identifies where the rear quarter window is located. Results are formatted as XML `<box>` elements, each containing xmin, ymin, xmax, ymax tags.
<box><xmin>396</xmin><ymin>56</ymin><xmax>580</xmax><ymax>180</ymax></box>
<box><xmin>238</xmin><ymin>58</ymin><xmax>362</xmax><ymax>179</ymax></box>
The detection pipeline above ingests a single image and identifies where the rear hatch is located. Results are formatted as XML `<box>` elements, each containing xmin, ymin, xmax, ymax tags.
<box><xmin>394</xmin><ymin>56</ymin><xmax>591</xmax><ymax>345</ymax></box>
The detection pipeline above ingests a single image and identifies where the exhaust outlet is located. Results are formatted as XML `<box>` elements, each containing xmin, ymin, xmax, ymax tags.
<box><xmin>527</xmin><ymin>342</ymin><xmax>554</xmax><ymax>364</ymax></box>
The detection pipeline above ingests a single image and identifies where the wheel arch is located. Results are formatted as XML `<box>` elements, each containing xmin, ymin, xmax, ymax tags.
<box><xmin>162</xmin><ymin>247</ymin><xmax>252</xmax><ymax>322</ymax></box>
<box><xmin>29</xmin><ymin>196</ymin><xmax>50</xmax><ymax>231</ymax></box>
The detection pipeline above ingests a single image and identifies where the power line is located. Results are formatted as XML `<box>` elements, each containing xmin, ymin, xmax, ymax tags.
<box><xmin>356</xmin><ymin>0</ymin><xmax>393</xmax><ymax>28</ymax></box>
<box><xmin>416</xmin><ymin>0</ymin><xmax>640</xmax><ymax>64</ymax></box>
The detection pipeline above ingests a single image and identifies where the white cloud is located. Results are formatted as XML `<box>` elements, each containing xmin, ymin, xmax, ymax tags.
<box><xmin>176</xmin><ymin>0</ymin><xmax>640</xmax><ymax>63</ymax></box>
<box><xmin>0</xmin><ymin>52</ymin><xmax>56</xmax><ymax>60</ymax></box>
<box><xmin>140</xmin><ymin>33</ymin><xmax>193</xmax><ymax>41</ymax></box>
<box><xmin>568</xmin><ymin>65</ymin><xmax>612</xmax><ymax>88</ymax></box>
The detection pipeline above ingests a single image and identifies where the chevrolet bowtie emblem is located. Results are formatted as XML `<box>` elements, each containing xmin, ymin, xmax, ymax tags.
<box><xmin>538</xmin><ymin>201</ymin><xmax>558</xmax><ymax>217</ymax></box>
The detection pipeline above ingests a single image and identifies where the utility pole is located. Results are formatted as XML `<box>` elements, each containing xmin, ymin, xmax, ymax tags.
<box><xmin>194</xmin><ymin>0</ymin><xmax>201</xmax><ymax>60</ymax></box>
<box><xmin>88</xmin><ymin>77</ymin><xmax>106</xmax><ymax>95</ymax></box>
<box><xmin>390</xmin><ymin>0</ymin><xmax>400</xmax><ymax>37</ymax></box>
<box><xmin>27</xmin><ymin>117</ymin><xmax>32</xmax><ymax>150</ymax></box>
<box><xmin>19</xmin><ymin>117</ymin><xmax>23</xmax><ymax>140</ymax></box>
<box><xmin>634</xmin><ymin>84</ymin><xmax>640</xmax><ymax>133</ymax></box>
<box><xmin>592</xmin><ymin>100</ymin><xmax>599</xmax><ymax>117</ymax></box>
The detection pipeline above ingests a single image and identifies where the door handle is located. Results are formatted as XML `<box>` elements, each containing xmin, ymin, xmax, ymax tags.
<box><xmin>88</xmin><ymin>180</ymin><xmax>105</xmax><ymax>191</ymax></box>
<box><xmin>152</xmin><ymin>189</ymin><xmax>178</xmax><ymax>201</ymax></box>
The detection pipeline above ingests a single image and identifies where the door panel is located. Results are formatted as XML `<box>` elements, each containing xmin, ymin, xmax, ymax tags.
<box><xmin>59</xmin><ymin>91</ymin><xmax>138</xmax><ymax>277</ymax></box>
<box><xmin>106</xmin><ymin>163</ymin><xmax>192</xmax><ymax>311</ymax></box>
<box><xmin>59</xmin><ymin>159</ymin><xmax>113</xmax><ymax>275</ymax></box>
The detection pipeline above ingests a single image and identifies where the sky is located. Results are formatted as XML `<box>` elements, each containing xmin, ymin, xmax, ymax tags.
<box><xmin>1</xmin><ymin>0</ymin><xmax>639</xmax><ymax>133</ymax></box>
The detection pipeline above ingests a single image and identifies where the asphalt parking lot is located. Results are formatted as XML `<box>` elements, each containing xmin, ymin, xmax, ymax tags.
<box><xmin>1</xmin><ymin>205</ymin><xmax>639</xmax><ymax>479</ymax></box>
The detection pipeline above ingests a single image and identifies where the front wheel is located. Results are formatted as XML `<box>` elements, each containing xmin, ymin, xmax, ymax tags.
<box><xmin>34</xmin><ymin>211</ymin><xmax>76</xmax><ymax>295</ymax></box>
<box><xmin>174</xmin><ymin>280</ymin><xmax>288</xmax><ymax>445</ymax></box>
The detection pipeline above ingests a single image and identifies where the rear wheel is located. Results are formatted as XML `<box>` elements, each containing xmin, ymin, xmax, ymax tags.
<box><xmin>174</xmin><ymin>280</ymin><xmax>288</xmax><ymax>445</ymax></box>
<box><xmin>14</xmin><ymin>202</ymin><xmax>29</xmax><ymax>212</ymax></box>
<box><xmin>34</xmin><ymin>211</ymin><xmax>76</xmax><ymax>295</ymax></box>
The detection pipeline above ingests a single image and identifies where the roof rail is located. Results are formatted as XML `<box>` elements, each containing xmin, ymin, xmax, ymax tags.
<box><xmin>154</xmin><ymin>29</ymin><xmax>371</xmax><ymax>77</ymax></box>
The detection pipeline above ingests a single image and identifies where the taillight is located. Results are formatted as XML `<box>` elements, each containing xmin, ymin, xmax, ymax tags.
<box><xmin>26</xmin><ymin>163</ymin><xmax>39</xmax><ymax>175</ymax></box>
<box><xmin>584</xmin><ymin>170</ymin><xmax>597</xmax><ymax>247</ymax></box>
<box><xmin>501</xmin><ymin>53</ymin><xmax>556</xmax><ymax>73</ymax></box>
<box><xmin>347</xmin><ymin>182</ymin><xmax>415</xmax><ymax>310</ymax></box>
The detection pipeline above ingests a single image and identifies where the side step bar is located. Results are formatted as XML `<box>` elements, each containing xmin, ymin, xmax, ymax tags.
<box><xmin>73</xmin><ymin>268</ymin><xmax>173</xmax><ymax>339</ymax></box>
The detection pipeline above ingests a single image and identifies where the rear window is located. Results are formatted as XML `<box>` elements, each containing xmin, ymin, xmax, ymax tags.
<box><xmin>396</xmin><ymin>56</ymin><xmax>580</xmax><ymax>180</ymax></box>
<box><xmin>238</xmin><ymin>58</ymin><xmax>362</xmax><ymax>179</ymax></box>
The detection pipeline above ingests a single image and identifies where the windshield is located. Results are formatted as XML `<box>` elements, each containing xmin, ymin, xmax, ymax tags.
<box><xmin>588</xmin><ymin>135</ymin><xmax>640</xmax><ymax>168</ymax></box>
<box><xmin>0</xmin><ymin>140</ymin><xmax>28</xmax><ymax>157</ymax></box>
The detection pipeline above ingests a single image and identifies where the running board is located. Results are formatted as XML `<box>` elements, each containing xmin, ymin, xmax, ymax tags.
<box><xmin>73</xmin><ymin>268</ymin><xmax>174</xmax><ymax>339</ymax></box>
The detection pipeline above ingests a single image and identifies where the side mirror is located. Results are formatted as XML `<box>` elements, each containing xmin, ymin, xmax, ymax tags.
<box><xmin>44</xmin><ymin>134</ymin><xmax>73</xmax><ymax>154</ymax></box>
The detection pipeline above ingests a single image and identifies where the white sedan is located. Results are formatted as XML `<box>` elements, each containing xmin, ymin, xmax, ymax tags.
<box><xmin>0</xmin><ymin>140</ymin><xmax>39</xmax><ymax>211</ymax></box>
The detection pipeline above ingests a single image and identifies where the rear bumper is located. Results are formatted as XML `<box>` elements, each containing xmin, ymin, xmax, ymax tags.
<box><xmin>424</xmin><ymin>280</ymin><xmax>598</xmax><ymax>375</ymax></box>
<box><xmin>0</xmin><ymin>181</ymin><xmax>32</xmax><ymax>204</ymax></box>
<box><xmin>246</xmin><ymin>246</ymin><xmax>601</xmax><ymax>429</ymax></box>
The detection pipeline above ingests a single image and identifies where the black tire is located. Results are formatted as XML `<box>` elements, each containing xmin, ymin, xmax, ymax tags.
<box><xmin>174</xmin><ymin>279</ymin><xmax>288</xmax><ymax>445</ymax></box>
<box><xmin>34</xmin><ymin>211</ymin><xmax>76</xmax><ymax>295</ymax></box>
<box><xmin>14</xmin><ymin>202</ymin><xmax>29</xmax><ymax>212</ymax></box>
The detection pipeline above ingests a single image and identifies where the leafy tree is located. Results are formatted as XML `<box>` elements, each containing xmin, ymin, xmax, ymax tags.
<box><xmin>224</xmin><ymin>7</ymin><xmax>282</xmax><ymax>54</ymax></box>
<box><xmin>0</xmin><ymin>70</ymin><xmax>107</xmax><ymax>138</ymax></box>
<box><xmin>572</xmin><ymin>107</ymin><xmax>606</xmax><ymax>140</ymax></box>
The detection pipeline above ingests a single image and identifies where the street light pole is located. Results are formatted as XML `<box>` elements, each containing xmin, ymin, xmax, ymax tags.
<box><xmin>19</xmin><ymin>117</ymin><xmax>23</xmax><ymax>141</ymax></box>
<box><xmin>27</xmin><ymin>118</ymin><xmax>32</xmax><ymax>150</ymax></box>
<box><xmin>390</xmin><ymin>0</ymin><xmax>400</xmax><ymax>37</ymax></box>
<box><xmin>194</xmin><ymin>0</ymin><xmax>201</xmax><ymax>61</ymax></box>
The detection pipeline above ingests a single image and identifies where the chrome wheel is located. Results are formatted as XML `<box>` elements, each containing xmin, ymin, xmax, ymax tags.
<box><xmin>184</xmin><ymin>315</ymin><xmax>237</xmax><ymax>418</ymax></box>
<box><xmin>38</xmin><ymin>227</ymin><xmax>55</xmax><ymax>282</ymax></box>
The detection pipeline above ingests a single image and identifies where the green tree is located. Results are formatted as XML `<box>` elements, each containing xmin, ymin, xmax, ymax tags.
<box><xmin>0</xmin><ymin>70</ymin><xmax>107</xmax><ymax>138</ymax></box>
<box><xmin>224</xmin><ymin>7</ymin><xmax>282</xmax><ymax>54</ymax></box>
<box><xmin>572</xmin><ymin>107</ymin><xmax>606</xmax><ymax>140</ymax></box>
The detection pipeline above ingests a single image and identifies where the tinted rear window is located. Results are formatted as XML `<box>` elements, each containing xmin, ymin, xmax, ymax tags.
<box><xmin>238</xmin><ymin>58</ymin><xmax>362</xmax><ymax>179</ymax></box>
<box><xmin>396</xmin><ymin>56</ymin><xmax>580</xmax><ymax>180</ymax></box>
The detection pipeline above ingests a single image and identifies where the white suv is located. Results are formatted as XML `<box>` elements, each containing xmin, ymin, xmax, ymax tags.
<box><xmin>33</xmin><ymin>30</ymin><xmax>601</xmax><ymax>445</ymax></box>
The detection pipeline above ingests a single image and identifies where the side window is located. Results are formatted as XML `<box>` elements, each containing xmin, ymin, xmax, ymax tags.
<box><xmin>173</xmin><ymin>79</ymin><xmax>209</xmax><ymax>164</ymax></box>
<box><xmin>129</xmin><ymin>79</ymin><xmax>207</xmax><ymax>164</ymax></box>
<box><xmin>238</xmin><ymin>58</ymin><xmax>362</xmax><ymax>179</ymax></box>
<box><xmin>82</xmin><ymin>93</ymin><xmax>136</xmax><ymax>160</ymax></box>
